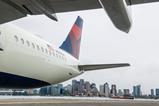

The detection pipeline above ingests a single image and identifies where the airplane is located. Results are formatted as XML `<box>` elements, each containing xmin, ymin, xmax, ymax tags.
<box><xmin>0</xmin><ymin>0</ymin><xmax>159</xmax><ymax>33</ymax></box>
<box><xmin>0</xmin><ymin>16</ymin><xmax>130</xmax><ymax>89</ymax></box>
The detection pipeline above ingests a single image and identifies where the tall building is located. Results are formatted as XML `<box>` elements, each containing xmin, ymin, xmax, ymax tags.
<box><xmin>72</xmin><ymin>79</ymin><xmax>89</xmax><ymax>96</ymax></box>
<box><xmin>123</xmin><ymin>89</ymin><xmax>130</xmax><ymax>96</ymax></box>
<box><xmin>151</xmin><ymin>89</ymin><xmax>154</xmax><ymax>97</ymax></box>
<box><xmin>90</xmin><ymin>83</ymin><xmax>99</xmax><ymax>96</ymax></box>
<box><xmin>64</xmin><ymin>84</ymin><xmax>72</xmax><ymax>95</ymax></box>
<box><xmin>72</xmin><ymin>80</ymin><xmax>79</xmax><ymax>96</ymax></box>
<box><xmin>156</xmin><ymin>89</ymin><xmax>159</xmax><ymax>97</ymax></box>
<box><xmin>51</xmin><ymin>84</ymin><xmax>63</xmax><ymax>96</ymax></box>
<box><xmin>85</xmin><ymin>81</ymin><xmax>91</xmax><ymax>96</ymax></box>
<box><xmin>39</xmin><ymin>84</ymin><xmax>64</xmax><ymax>96</ymax></box>
<box><xmin>47</xmin><ymin>86</ymin><xmax>52</xmax><ymax>95</ymax></box>
<box><xmin>118</xmin><ymin>89</ymin><xmax>123</xmax><ymax>96</ymax></box>
<box><xmin>33</xmin><ymin>89</ymin><xmax>39</xmax><ymax>95</ymax></box>
<box><xmin>99</xmin><ymin>85</ymin><xmax>104</xmax><ymax>96</ymax></box>
<box><xmin>133</xmin><ymin>85</ymin><xmax>141</xmax><ymax>97</ymax></box>
<box><xmin>104</xmin><ymin>83</ymin><xmax>110</xmax><ymax>97</ymax></box>
<box><xmin>110</xmin><ymin>84</ymin><xmax>117</xmax><ymax>97</ymax></box>
<box><xmin>39</xmin><ymin>86</ymin><xmax>48</xmax><ymax>96</ymax></box>
<box><xmin>79</xmin><ymin>79</ymin><xmax>85</xmax><ymax>95</ymax></box>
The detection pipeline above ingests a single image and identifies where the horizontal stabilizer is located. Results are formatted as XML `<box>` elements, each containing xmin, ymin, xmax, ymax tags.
<box><xmin>78</xmin><ymin>63</ymin><xmax>130</xmax><ymax>71</ymax></box>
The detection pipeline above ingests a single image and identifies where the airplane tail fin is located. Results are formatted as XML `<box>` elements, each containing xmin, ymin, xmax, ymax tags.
<box><xmin>60</xmin><ymin>16</ymin><xmax>83</xmax><ymax>59</ymax></box>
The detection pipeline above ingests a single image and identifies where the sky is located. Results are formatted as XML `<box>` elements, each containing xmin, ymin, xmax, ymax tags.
<box><xmin>10</xmin><ymin>2</ymin><xmax>159</xmax><ymax>94</ymax></box>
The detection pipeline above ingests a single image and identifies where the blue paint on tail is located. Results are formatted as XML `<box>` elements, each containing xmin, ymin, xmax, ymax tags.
<box><xmin>60</xmin><ymin>16</ymin><xmax>83</xmax><ymax>59</ymax></box>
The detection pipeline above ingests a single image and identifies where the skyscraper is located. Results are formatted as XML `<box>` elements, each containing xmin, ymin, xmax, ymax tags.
<box><xmin>72</xmin><ymin>80</ymin><xmax>78</xmax><ymax>96</ymax></box>
<box><xmin>118</xmin><ymin>89</ymin><xmax>123</xmax><ymax>96</ymax></box>
<box><xmin>99</xmin><ymin>85</ymin><xmax>104</xmax><ymax>96</ymax></box>
<box><xmin>104</xmin><ymin>83</ymin><xmax>110</xmax><ymax>97</ymax></box>
<box><xmin>110</xmin><ymin>84</ymin><xmax>117</xmax><ymax>97</ymax></box>
<box><xmin>79</xmin><ymin>79</ymin><xmax>84</xmax><ymax>95</ymax></box>
<box><xmin>133</xmin><ymin>85</ymin><xmax>141</xmax><ymax>97</ymax></box>
<box><xmin>151</xmin><ymin>89</ymin><xmax>154</xmax><ymax>97</ymax></box>
<box><xmin>47</xmin><ymin>86</ymin><xmax>51</xmax><ymax>95</ymax></box>
<box><xmin>85</xmin><ymin>81</ymin><xmax>91</xmax><ymax>96</ymax></box>
<box><xmin>50</xmin><ymin>84</ymin><xmax>63</xmax><ymax>96</ymax></box>
<box><xmin>39</xmin><ymin>86</ymin><xmax>48</xmax><ymax>96</ymax></box>
<box><xmin>90</xmin><ymin>83</ymin><xmax>99</xmax><ymax>96</ymax></box>
<box><xmin>123</xmin><ymin>89</ymin><xmax>130</xmax><ymax>96</ymax></box>
<box><xmin>156</xmin><ymin>89</ymin><xmax>159</xmax><ymax>97</ymax></box>
<box><xmin>64</xmin><ymin>84</ymin><xmax>72</xmax><ymax>95</ymax></box>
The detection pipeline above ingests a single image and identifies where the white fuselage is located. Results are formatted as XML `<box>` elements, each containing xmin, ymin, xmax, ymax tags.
<box><xmin>0</xmin><ymin>24</ymin><xmax>82</xmax><ymax>88</ymax></box>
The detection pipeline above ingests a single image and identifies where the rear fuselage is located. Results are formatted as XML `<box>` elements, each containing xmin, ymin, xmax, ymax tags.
<box><xmin>0</xmin><ymin>24</ymin><xmax>82</xmax><ymax>89</ymax></box>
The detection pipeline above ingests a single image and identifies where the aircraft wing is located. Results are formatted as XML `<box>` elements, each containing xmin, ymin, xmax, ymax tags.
<box><xmin>78</xmin><ymin>63</ymin><xmax>130</xmax><ymax>71</ymax></box>
<box><xmin>0</xmin><ymin>0</ymin><xmax>159</xmax><ymax>33</ymax></box>
<box><xmin>0</xmin><ymin>0</ymin><xmax>101</xmax><ymax>25</ymax></box>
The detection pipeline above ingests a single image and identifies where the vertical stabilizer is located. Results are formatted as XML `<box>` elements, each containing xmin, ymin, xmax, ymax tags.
<box><xmin>60</xmin><ymin>16</ymin><xmax>83</xmax><ymax>59</ymax></box>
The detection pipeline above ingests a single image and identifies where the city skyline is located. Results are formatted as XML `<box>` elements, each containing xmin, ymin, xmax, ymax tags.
<box><xmin>39</xmin><ymin>79</ymin><xmax>159</xmax><ymax>98</ymax></box>
<box><xmin>0</xmin><ymin>79</ymin><xmax>159</xmax><ymax>99</ymax></box>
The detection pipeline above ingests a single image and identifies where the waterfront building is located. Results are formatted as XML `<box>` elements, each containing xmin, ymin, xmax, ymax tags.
<box><xmin>50</xmin><ymin>84</ymin><xmax>63</xmax><ymax>96</ymax></box>
<box><xmin>133</xmin><ymin>85</ymin><xmax>141</xmax><ymax>97</ymax></box>
<box><xmin>90</xmin><ymin>83</ymin><xmax>99</xmax><ymax>96</ymax></box>
<box><xmin>118</xmin><ymin>89</ymin><xmax>123</xmax><ymax>96</ymax></box>
<box><xmin>99</xmin><ymin>85</ymin><xmax>104</xmax><ymax>96</ymax></box>
<box><xmin>156</xmin><ymin>88</ymin><xmax>159</xmax><ymax>97</ymax></box>
<box><xmin>110</xmin><ymin>84</ymin><xmax>117</xmax><ymax>96</ymax></box>
<box><xmin>123</xmin><ymin>89</ymin><xmax>130</xmax><ymax>96</ymax></box>
<box><xmin>64</xmin><ymin>84</ymin><xmax>72</xmax><ymax>95</ymax></box>
<box><xmin>72</xmin><ymin>80</ymin><xmax>80</xmax><ymax>96</ymax></box>
<box><xmin>104</xmin><ymin>83</ymin><xmax>110</xmax><ymax>97</ymax></box>
<box><xmin>85</xmin><ymin>81</ymin><xmax>91</xmax><ymax>96</ymax></box>
<box><xmin>39</xmin><ymin>86</ymin><xmax>47</xmax><ymax>96</ymax></box>
<box><xmin>151</xmin><ymin>89</ymin><xmax>154</xmax><ymax>97</ymax></box>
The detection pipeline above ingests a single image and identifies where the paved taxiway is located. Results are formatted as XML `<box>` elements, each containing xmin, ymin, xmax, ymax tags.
<box><xmin>0</xmin><ymin>97</ymin><xmax>159</xmax><ymax>106</ymax></box>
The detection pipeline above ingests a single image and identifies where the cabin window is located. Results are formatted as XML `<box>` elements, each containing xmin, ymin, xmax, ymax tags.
<box><xmin>52</xmin><ymin>50</ymin><xmax>55</xmax><ymax>56</ymax></box>
<box><xmin>56</xmin><ymin>54</ymin><xmax>58</xmax><ymax>58</ymax></box>
<box><xmin>31</xmin><ymin>43</ymin><xmax>35</xmax><ymax>49</ymax></box>
<box><xmin>62</xmin><ymin>56</ymin><xmax>65</xmax><ymax>60</ymax></box>
<box><xmin>14</xmin><ymin>35</ymin><xmax>18</xmax><ymax>42</ymax></box>
<box><xmin>41</xmin><ymin>47</ymin><xmax>44</xmax><ymax>52</ymax></box>
<box><xmin>49</xmin><ymin>50</ymin><xmax>51</xmax><ymax>55</ymax></box>
<box><xmin>59</xmin><ymin>55</ymin><xmax>62</xmax><ymax>59</ymax></box>
<box><xmin>21</xmin><ymin>38</ymin><xmax>24</xmax><ymax>44</ymax></box>
<box><xmin>64</xmin><ymin>56</ymin><xmax>67</xmax><ymax>61</ymax></box>
<box><xmin>45</xmin><ymin>48</ymin><xmax>48</xmax><ymax>54</ymax></box>
<box><xmin>36</xmin><ymin>45</ymin><xmax>40</xmax><ymax>51</ymax></box>
<box><xmin>26</xmin><ymin>41</ymin><xmax>30</xmax><ymax>47</ymax></box>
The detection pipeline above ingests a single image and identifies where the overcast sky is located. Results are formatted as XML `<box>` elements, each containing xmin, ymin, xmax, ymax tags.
<box><xmin>10</xmin><ymin>2</ymin><xmax>159</xmax><ymax>94</ymax></box>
